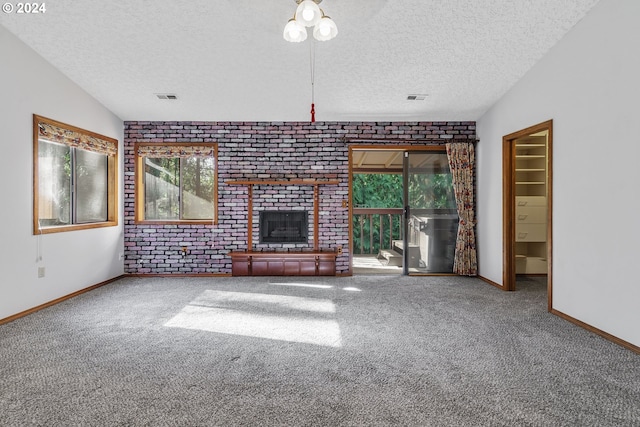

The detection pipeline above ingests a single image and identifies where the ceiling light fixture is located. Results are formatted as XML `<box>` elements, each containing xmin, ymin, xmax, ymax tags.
<box><xmin>283</xmin><ymin>0</ymin><xmax>337</xmax><ymax>123</ymax></box>
<box><xmin>283</xmin><ymin>0</ymin><xmax>338</xmax><ymax>43</ymax></box>
<box><xmin>283</xmin><ymin>18</ymin><xmax>307</xmax><ymax>43</ymax></box>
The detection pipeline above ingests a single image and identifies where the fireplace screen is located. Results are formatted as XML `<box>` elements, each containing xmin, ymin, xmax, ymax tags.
<box><xmin>259</xmin><ymin>211</ymin><xmax>308</xmax><ymax>244</ymax></box>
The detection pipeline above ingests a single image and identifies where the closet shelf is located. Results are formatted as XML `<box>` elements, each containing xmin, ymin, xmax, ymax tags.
<box><xmin>516</xmin><ymin>143</ymin><xmax>545</xmax><ymax>148</ymax></box>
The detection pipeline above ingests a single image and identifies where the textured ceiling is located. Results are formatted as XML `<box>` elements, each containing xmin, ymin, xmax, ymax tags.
<box><xmin>0</xmin><ymin>0</ymin><xmax>601</xmax><ymax>122</ymax></box>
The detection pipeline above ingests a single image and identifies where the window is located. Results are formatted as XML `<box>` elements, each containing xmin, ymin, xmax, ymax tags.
<box><xmin>135</xmin><ymin>143</ymin><xmax>217</xmax><ymax>224</ymax></box>
<box><xmin>33</xmin><ymin>115</ymin><xmax>118</xmax><ymax>234</ymax></box>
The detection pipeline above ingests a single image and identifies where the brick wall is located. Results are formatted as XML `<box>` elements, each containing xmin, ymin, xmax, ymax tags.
<box><xmin>123</xmin><ymin>121</ymin><xmax>476</xmax><ymax>275</ymax></box>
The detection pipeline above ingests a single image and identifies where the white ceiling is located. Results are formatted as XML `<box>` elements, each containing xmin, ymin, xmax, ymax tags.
<box><xmin>0</xmin><ymin>0</ymin><xmax>600</xmax><ymax>122</ymax></box>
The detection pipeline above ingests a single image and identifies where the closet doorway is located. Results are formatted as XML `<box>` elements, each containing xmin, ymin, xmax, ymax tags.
<box><xmin>503</xmin><ymin>121</ymin><xmax>553</xmax><ymax>308</ymax></box>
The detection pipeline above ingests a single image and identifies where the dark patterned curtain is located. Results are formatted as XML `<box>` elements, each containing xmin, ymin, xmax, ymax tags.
<box><xmin>446</xmin><ymin>142</ymin><xmax>477</xmax><ymax>276</ymax></box>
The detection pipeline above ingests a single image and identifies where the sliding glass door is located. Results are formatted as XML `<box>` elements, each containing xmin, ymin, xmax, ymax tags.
<box><xmin>402</xmin><ymin>151</ymin><xmax>458</xmax><ymax>274</ymax></box>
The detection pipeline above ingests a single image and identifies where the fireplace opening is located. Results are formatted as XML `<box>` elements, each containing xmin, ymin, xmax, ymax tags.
<box><xmin>259</xmin><ymin>211</ymin><xmax>308</xmax><ymax>244</ymax></box>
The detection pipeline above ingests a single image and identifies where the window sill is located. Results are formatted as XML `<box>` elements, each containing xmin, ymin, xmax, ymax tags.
<box><xmin>134</xmin><ymin>220</ymin><xmax>217</xmax><ymax>226</ymax></box>
<box><xmin>34</xmin><ymin>221</ymin><xmax>118</xmax><ymax>235</ymax></box>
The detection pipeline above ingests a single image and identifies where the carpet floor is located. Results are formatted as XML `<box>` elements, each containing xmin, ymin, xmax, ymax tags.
<box><xmin>1</xmin><ymin>275</ymin><xmax>638</xmax><ymax>426</ymax></box>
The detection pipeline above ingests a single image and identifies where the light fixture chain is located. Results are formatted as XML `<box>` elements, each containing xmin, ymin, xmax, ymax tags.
<box><xmin>310</xmin><ymin>39</ymin><xmax>316</xmax><ymax>122</ymax></box>
<box><xmin>310</xmin><ymin>39</ymin><xmax>315</xmax><ymax>103</ymax></box>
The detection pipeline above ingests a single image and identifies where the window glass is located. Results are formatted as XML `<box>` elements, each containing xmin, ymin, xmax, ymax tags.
<box><xmin>37</xmin><ymin>140</ymin><xmax>71</xmax><ymax>227</ymax></box>
<box><xmin>136</xmin><ymin>143</ymin><xmax>217</xmax><ymax>224</ymax></box>
<box><xmin>145</xmin><ymin>158</ymin><xmax>180</xmax><ymax>220</ymax></box>
<box><xmin>182</xmin><ymin>157</ymin><xmax>215</xmax><ymax>220</ymax></box>
<box><xmin>75</xmin><ymin>149</ymin><xmax>108</xmax><ymax>223</ymax></box>
<box><xmin>33</xmin><ymin>115</ymin><xmax>118</xmax><ymax>234</ymax></box>
<box><xmin>406</xmin><ymin>151</ymin><xmax>458</xmax><ymax>274</ymax></box>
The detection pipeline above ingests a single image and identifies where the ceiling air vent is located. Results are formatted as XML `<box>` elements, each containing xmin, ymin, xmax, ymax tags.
<box><xmin>407</xmin><ymin>94</ymin><xmax>428</xmax><ymax>101</ymax></box>
<box><xmin>156</xmin><ymin>93</ymin><xmax>178</xmax><ymax>100</ymax></box>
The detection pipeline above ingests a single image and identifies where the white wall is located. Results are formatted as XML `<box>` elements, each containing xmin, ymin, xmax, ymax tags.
<box><xmin>476</xmin><ymin>0</ymin><xmax>640</xmax><ymax>346</ymax></box>
<box><xmin>0</xmin><ymin>25</ymin><xmax>124</xmax><ymax>320</ymax></box>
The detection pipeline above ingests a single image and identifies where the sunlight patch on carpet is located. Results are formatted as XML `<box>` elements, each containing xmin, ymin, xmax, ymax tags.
<box><xmin>269</xmin><ymin>282</ymin><xmax>333</xmax><ymax>290</ymax></box>
<box><xmin>164</xmin><ymin>290</ymin><xmax>342</xmax><ymax>347</ymax></box>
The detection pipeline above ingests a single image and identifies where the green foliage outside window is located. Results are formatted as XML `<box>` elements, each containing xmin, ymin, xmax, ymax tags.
<box><xmin>352</xmin><ymin>172</ymin><xmax>456</xmax><ymax>254</ymax></box>
<box><xmin>352</xmin><ymin>174</ymin><xmax>402</xmax><ymax>254</ymax></box>
<box><xmin>145</xmin><ymin>157</ymin><xmax>215</xmax><ymax>220</ymax></box>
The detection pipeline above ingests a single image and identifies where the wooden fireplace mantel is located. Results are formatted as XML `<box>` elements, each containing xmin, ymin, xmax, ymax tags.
<box><xmin>226</xmin><ymin>179</ymin><xmax>339</xmax><ymax>251</ymax></box>
<box><xmin>226</xmin><ymin>179</ymin><xmax>340</xmax><ymax>276</ymax></box>
<box><xmin>227</xmin><ymin>179</ymin><xmax>340</xmax><ymax>276</ymax></box>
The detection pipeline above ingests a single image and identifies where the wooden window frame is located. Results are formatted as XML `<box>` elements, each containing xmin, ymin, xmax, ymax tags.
<box><xmin>33</xmin><ymin>115</ymin><xmax>118</xmax><ymax>235</ymax></box>
<box><xmin>134</xmin><ymin>142</ymin><xmax>218</xmax><ymax>225</ymax></box>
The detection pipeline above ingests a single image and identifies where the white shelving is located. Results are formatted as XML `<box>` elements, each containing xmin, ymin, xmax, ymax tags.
<box><xmin>515</xmin><ymin>136</ymin><xmax>547</xmax><ymax>274</ymax></box>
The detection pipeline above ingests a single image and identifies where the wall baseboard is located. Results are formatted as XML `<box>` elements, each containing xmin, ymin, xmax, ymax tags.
<box><xmin>126</xmin><ymin>273</ymin><xmax>232</xmax><ymax>278</ymax></box>
<box><xmin>0</xmin><ymin>275</ymin><xmax>126</xmax><ymax>326</ymax></box>
<box><xmin>551</xmin><ymin>309</ymin><xmax>640</xmax><ymax>355</ymax></box>
<box><xmin>477</xmin><ymin>275</ymin><xmax>638</xmax><ymax>353</ymax></box>
<box><xmin>478</xmin><ymin>275</ymin><xmax>505</xmax><ymax>290</ymax></box>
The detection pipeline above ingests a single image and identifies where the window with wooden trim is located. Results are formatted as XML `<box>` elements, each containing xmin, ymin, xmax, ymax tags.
<box><xmin>33</xmin><ymin>115</ymin><xmax>118</xmax><ymax>234</ymax></box>
<box><xmin>135</xmin><ymin>142</ymin><xmax>217</xmax><ymax>224</ymax></box>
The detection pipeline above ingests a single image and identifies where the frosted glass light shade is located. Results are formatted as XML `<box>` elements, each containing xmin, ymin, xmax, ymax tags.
<box><xmin>313</xmin><ymin>15</ymin><xmax>338</xmax><ymax>41</ymax></box>
<box><xmin>295</xmin><ymin>0</ymin><xmax>322</xmax><ymax>27</ymax></box>
<box><xmin>283</xmin><ymin>18</ymin><xmax>307</xmax><ymax>42</ymax></box>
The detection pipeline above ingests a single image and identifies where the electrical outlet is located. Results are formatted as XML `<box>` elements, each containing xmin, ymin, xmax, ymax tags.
<box><xmin>38</xmin><ymin>267</ymin><xmax>45</xmax><ymax>278</ymax></box>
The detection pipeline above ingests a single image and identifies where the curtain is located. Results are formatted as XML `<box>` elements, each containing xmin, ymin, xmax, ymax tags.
<box><xmin>38</xmin><ymin>122</ymin><xmax>117</xmax><ymax>156</ymax></box>
<box><xmin>137</xmin><ymin>144</ymin><xmax>215</xmax><ymax>158</ymax></box>
<box><xmin>446</xmin><ymin>142</ymin><xmax>477</xmax><ymax>276</ymax></box>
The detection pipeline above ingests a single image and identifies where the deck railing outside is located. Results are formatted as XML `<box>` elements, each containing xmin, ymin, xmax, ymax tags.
<box><xmin>352</xmin><ymin>208</ymin><xmax>404</xmax><ymax>255</ymax></box>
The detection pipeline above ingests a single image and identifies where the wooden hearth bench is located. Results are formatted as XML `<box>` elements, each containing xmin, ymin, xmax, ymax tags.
<box><xmin>229</xmin><ymin>250</ymin><xmax>337</xmax><ymax>276</ymax></box>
